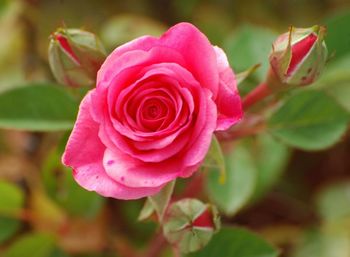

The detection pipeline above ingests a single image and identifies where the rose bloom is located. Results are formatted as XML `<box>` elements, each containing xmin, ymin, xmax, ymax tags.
<box><xmin>62</xmin><ymin>23</ymin><xmax>243</xmax><ymax>199</ymax></box>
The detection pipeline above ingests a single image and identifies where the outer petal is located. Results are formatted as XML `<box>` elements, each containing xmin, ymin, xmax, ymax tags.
<box><xmin>103</xmin><ymin>148</ymin><xmax>183</xmax><ymax>188</ymax></box>
<box><xmin>214</xmin><ymin>46</ymin><xmax>243</xmax><ymax>131</ymax></box>
<box><xmin>62</xmin><ymin>91</ymin><xmax>162</xmax><ymax>199</ymax></box>
<box><xmin>97</xmin><ymin>46</ymin><xmax>187</xmax><ymax>91</ymax></box>
<box><xmin>97</xmin><ymin>22</ymin><xmax>219</xmax><ymax>97</ymax></box>
<box><xmin>182</xmin><ymin>89</ymin><xmax>217</xmax><ymax>167</ymax></box>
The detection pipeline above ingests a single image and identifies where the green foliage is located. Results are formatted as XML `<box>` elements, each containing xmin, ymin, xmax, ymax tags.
<box><xmin>0</xmin><ymin>180</ymin><xmax>24</xmax><ymax>216</ymax></box>
<box><xmin>268</xmin><ymin>90</ymin><xmax>349</xmax><ymax>150</ymax></box>
<box><xmin>100</xmin><ymin>14</ymin><xmax>166</xmax><ymax>50</ymax></box>
<box><xmin>316</xmin><ymin>181</ymin><xmax>350</xmax><ymax>222</ymax></box>
<box><xmin>292</xmin><ymin>226</ymin><xmax>350</xmax><ymax>257</ymax></box>
<box><xmin>0</xmin><ymin>0</ymin><xmax>9</xmax><ymax>15</ymax></box>
<box><xmin>48</xmin><ymin>248</ymin><xmax>70</xmax><ymax>257</ymax></box>
<box><xmin>207</xmin><ymin>134</ymin><xmax>289</xmax><ymax>215</ymax></box>
<box><xmin>139</xmin><ymin>180</ymin><xmax>175</xmax><ymax>222</ymax></box>
<box><xmin>57</xmin><ymin>173</ymin><xmax>105</xmax><ymax>218</ymax></box>
<box><xmin>236</xmin><ymin>64</ymin><xmax>262</xmax><ymax>85</ymax></box>
<box><xmin>0</xmin><ymin>218</ymin><xmax>21</xmax><ymax>243</ymax></box>
<box><xmin>203</xmin><ymin>135</ymin><xmax>226</xmax><ymax>184</ymax></box>
<box><xmin>313</xmin><ymin>54</ymin><xmax>350</xmax><ymax>113</ymax></box>
<box><xmin>223</xmin><ymin>25</ymin><xmax>277</xmax><ymax>81</ymax></box>
<box><xmin>292</xmin><ymin>230</ymin><xmax>324</xmax><ymax>257</ymax></box>
<box><xmin>138</xmin><ymin>197</ymin><xmax>155</xmax><ymax>221</ymax></box>
<box><xmin>0</xmin><ymin>180</ymin><xmax>24</xmax><ymax>243</ymax></box>
<box><xmin>324</xmin><ymin>10</ymin><xmax>350</xmax><ymax>61</ymax></box>
<box><xmin>121</xmin><ymin>200</ymin><xmax>157</xmax><ymax>247</ymax></box>
<box><xmin>326</xmin><ymin>81</ymin><xmax>350</xmax><ymax>113</ymax></box>
<box><xmin>172</xmin><ymin>0</ymin><xmax>199</xmax><ymax>19</ymax></box>
<box><xmin>207</xmin><ymin>140</ymin><xmax>257</xmax><ymax>216</ymax></box>
<box><xmin>292</xmin><ymin>180</ymin><xmax>350</xmax><ymax>257</ymax></box>
<box><xmin>192</xmin><ymin>4</ymin><xmax>232</xmax><ymax>45</ymax></box>
<box><xmin>42</xmin><ymin>150</ymin><xmax>105</xmax><ymax>218</ymax></box>
<box><xmin>3</xmin><ymin>233</ymin><xmax>56</xmax><ymax>257</ymax></box>
<box><xmin>250</xmin><ymin>134</ymin><xmax>290</xmax><ymax>199</ymax></box>
<box><xmin>186</xmin><ymin>227</ymin><xmax>279</xmax><ymax>257</ymax></box>
<box><xmin>292</xmin><ymin>181</ymin><xmax>350</xmax><ymax>257</ymax></box>
<box><xmin>0</xmin><ymin>84</ymin><xmax>78</xmax><ymax>131</ymax></box>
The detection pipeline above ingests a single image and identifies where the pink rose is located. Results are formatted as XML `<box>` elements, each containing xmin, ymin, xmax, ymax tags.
<box><xmin>62</xmin><ymin>23</ymin><xmax>243</xmax><ymax>199</ymax></box>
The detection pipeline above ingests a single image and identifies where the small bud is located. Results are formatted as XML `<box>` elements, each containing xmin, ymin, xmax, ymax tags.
<box><xmin>163</xmin><ymin>198</ymin><xmax>220</xmax><ymax>253</ymax></box>
<box><xmin>269</xmin><ymin>25</ymin><xmax>328</xmax><ymax>87</ymax></box>
<box><xmin>48</xmin><ymin>28</ymin><xmax>106</xmax><ymax>87</ymax></box>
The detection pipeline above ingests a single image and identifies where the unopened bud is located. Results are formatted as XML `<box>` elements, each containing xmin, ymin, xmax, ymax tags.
<box><xmin>48</xmin><ymin>28</ymin><xmax>106</xmax><ymax>87</ymax></box>
<box><xmin>269</xmin><ymin>25</ymin><xmax>327</xmax><ymax>87</ymax></box>
<box><xmin>163</xmin><ymin>199</ymin><xmax>220</xmax><ymax>253</ymax></box>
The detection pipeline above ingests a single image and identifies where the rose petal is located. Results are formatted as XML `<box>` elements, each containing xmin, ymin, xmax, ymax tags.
<box><xmin>62</xmin><ymin>91</ymin><xmax>104</xmax><ymax>168</ymax></box>
<box><xmin>62</xmin><ymin>91</ymin><xmax>161</xmax><ymax>199</ymax></box>
<box><xmin>92</xmin><ymin>46</ymin><xmax>187</xmax><ymax>123</ymax></box>
<box><xmin>98</xmin><ymin>46</ymin><xmax>186</xmax><ymax>91</ymax></box>
<box><xmin>96</xmin><ymin>64</ymin><xmax>201</xmax><ymax>162</ymax></box>
<box><xmin>110</xmin><ymin>63</ymin><xmax>198</xmax><ymax>139</ymax></box>
<box><xmin>182</xmin><ymin>89</ymin><xmax>217</xmax><ymax>167</ymax></box>
<box><xmin>72</xmin><ymin>163</ymin><xmax>162</xmax><ymax>200</ymax></box>
<box><xmin>213</xmin><ymin>46</ymin><xmax>243</xmax><ymax>131</ymax></box>
<box><xmin>97</xmin><ymin>23</ymin><xmax>219</xmax><ymax>97</ymax></box>
<box><xmin>103</xmin><ymin>148</ymin><xmax>183</xmax><ymax>188</ymax></box>
<box><xmin>122</xmin><ymin>83</ymin><xmax>178</xmax><ymax>132</ymax></box>
<box><xmin>287</xmin><ymin>33</ymin><xmax>318</xmax><ymax>75</ymax></box>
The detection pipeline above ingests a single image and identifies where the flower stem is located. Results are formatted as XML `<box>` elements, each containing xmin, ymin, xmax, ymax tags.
<box><xmin>242</xmin><ymin>82</ymin><xmax>272</xmax><ymax>110</ymax></box>
<box><xmin>143</xmin><ymin>232</ymin><xmax>167</xmax><ymax>257</ymax></box>
<box><xmin>172</xmin><ymin>247</ymin><xmax>181</xmax><ymax>257</ymax></box>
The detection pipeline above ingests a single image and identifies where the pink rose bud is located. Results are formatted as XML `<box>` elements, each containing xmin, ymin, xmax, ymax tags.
<box><xmin>48</xmin><ymin>28</ymin><xmax>106</xmax><ymax>87</ymax></box>
<box><xmin>269</xmin><ymin>25</ymin><xmax>327</xmax><ymax>87</ymax></box>
<box><xmin>163</xmin><ymin>199</ymin><xmax>220</xmax><ymax>253</ymax></box>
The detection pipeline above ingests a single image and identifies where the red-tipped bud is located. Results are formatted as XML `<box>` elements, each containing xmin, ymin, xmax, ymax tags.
<box><xmin>48</xmin><ymin>28</ymin><xmax>106</xmax><ymax>87</ymax></box>
<box><xmin>163</xmin><ymin>199</ymin><xmax>220</xmax><ymax>253</ymax></box>
<box><xmin>269</xmin><ymin>25</ymin><xmax>328</xmax><ymax>87</ymax></box>
<box><xmin>192</xmin><ymin>207</ymin><xmax>216</xmax><ymax>228</ymax></box>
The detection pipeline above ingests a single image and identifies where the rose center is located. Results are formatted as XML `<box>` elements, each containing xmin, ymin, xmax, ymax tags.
<box><xmin>141</xmin><ymin>98</ymin><xmax>167</xmax><ymax>121</ymax></box>
<box><xmin>123</xmin><ymin>85</ymin><xmax>178</xmax><ymax>133</ymax></box>
<box><xmin>147</xmin><ymin>105</ymin><xmax>160</xmax><ymax>118</ymax></box>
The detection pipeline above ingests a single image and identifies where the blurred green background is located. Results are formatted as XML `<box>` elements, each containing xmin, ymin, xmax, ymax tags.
<box><xmin>1</xmin><ymin>0</ymin><xmax>350</xmax><ymax>257</ymax></box>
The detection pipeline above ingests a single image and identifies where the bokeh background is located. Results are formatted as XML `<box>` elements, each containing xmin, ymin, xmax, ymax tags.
<box><xmin>1</xmin><ymin>0</ymin><xmax>350</xmax><ymax>257</ymax></box>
